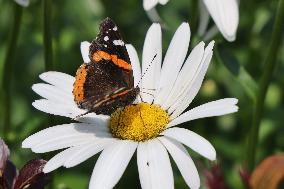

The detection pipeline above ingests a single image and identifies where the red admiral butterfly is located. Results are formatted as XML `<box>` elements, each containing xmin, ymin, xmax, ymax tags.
<box><xmin>73</xmin><ymin>18</ymin><xmax>140</xmax><ymax>115</ymax></box>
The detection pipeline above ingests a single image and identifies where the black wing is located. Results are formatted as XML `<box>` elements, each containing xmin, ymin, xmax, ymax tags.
<box><xmin>73</xmin><ymin>18</ymin><xmax>138</xmax><ymax>115</ymax></box>
<box><xmin>89</xmin><ymin>17</ymin><xmax>131</xmax><ymax>66</ymax></box>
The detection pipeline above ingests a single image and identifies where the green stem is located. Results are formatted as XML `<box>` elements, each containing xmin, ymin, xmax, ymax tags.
<box><xmin>246</xmin><ymin>0</ymin><xmax>284</xmax><ymax>171</ymax></box>
<box><xmin>43</xmin><ymin>0</ymin><xmax>53</xmax><ymax>71</ymax></box>
<box><xmin>1</xmin><ymin>4</ymin><xmax>23</xmax><ymax>139</ymax></box>
<box><xmin>43</xmin><ymin>0</ymin><xmax>55</xmax><ymax>130</ymax></box>
<box><xmin>189</xmin><ymin>0</ymin><xmax>199</xmax><ymax>35</ymax></box>
<box><xmin>43</xmin><ymin>2</ymin><xmax>55</xmax><ymax>189</ymax></box>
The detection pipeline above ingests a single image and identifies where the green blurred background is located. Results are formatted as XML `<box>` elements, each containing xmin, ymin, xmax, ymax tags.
<box><xmin>0</xmin><ymin>0</ymin><xmax>283</xmax><ymax>188</ymax></box>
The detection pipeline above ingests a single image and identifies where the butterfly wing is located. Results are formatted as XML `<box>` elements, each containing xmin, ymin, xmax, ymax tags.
<box><xmin>89</xmin><ymin>18</ymin><xmax>131</xmax><ymax>66</ymax></box>
<box><xmin>73</xmin><ymin>18</ymin><xmax>138</xmax><ymax>115</ymax></box>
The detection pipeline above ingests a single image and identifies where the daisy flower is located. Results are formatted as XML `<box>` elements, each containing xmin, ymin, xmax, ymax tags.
<box><xmin>143</xmin><ymin>0</ymin><xmax>239</xmax><ymax>42</ymax></box>
<box><xmin>14</xmin><ymin>0</ymin><xmax>29</xmax><ymax>7</ymax></box>
<box><xmin>22</xmin><ymin>22</ymin><xmax>238</xmax><ymax>189</ymax></box>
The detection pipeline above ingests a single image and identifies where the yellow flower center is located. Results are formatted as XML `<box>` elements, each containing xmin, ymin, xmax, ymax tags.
<box><xmin>109</xmin><ymin>102</ymin><xmax>169</xmax><ymax>142</ymax></box>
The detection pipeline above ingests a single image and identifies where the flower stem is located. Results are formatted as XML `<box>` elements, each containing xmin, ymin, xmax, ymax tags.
<box><xmin>42</xmin><ymin>2</ymin><xmax>55</xmax><ymax>188</ymax></box>
<box><xmin>189</xmin><ymin>0</ymin><xmax>198</xmax><ymax>34</ymax></box>
<box><xmin>1</xmin><ymin>4</ymin><xmax>23</xmax><ymax>139</ymax></box>
<box><xmin>43</xmin><ymin>0</ymin><xmax>55</xmax><ymax>129</ymax></box>
<box><xmin>246</xmin><ymin>0</ymin><xmax>284</xmax><ymax>171</ymax></box>
<box><xmin>43</xmin><ymin>0</ymin><xmax>53</xmax><ymax>71</ymax></box>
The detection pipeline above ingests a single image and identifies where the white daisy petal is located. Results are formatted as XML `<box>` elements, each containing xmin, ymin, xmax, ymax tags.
<box><xmin>171</xmin><ymin>51</ymin><xmax>213</xmax><ymax>117</ymax></box>
<box><xmin>159</xmin><ymin>137</ymin><xmax>200</xmax><ymax>189</ymax></box>
<box><xmin>43</xmin><ymin>147</ymin><xmax>78</xmax><ymax>173</ymax></box>
<box><xmin>81</xmin><ymin>41</ymin><xmax>91</xmax><ymax>63</ymax></box>
<box><xmin>137</xmin><ymin>139</ymin><xmax>174</xmax><ymax>189</ymax></box>
<box><xmin>76</xmin><ymin>113</ymin><xmax>110</xmax><ymax>124</ymax></box>
<box><xmin>137</xmin><ymin>144</ymin><xmax>151</xmax><ymax>189</ymax></box>
<box><xmin>143</xmin><ymin>0</ymin><xmax>159</xmax><ymax>11</ymax></box>
<box><xmin>32</xmin><ymin>83</ymin><xmax>73</xmax><ymax>103</ymax></box>
<box><xmin>202</xmin><ymin>0</ymin><xmax>239</xmax><ymax>41</ymax></box>
<box><xmin>168</xmin><ymin>98</ymin><xmax>238</xmax><ymax>127</ymax></box>
<box><xmin>14</xmin><ymin>0</ymin><xmax>29</xmax><ymax>7</ymax></box>
<box><xmin>126</xmin><ymin>44</ymin><xmax>141</xmax><ymax>88</ymax></box>
<box><xmin>64</xmin><ymin>138</ymin><xmax>115</xmax><ymax>168</ymax></box>
<box><xmin>198</xmin><ymin>0</ymin><xmax>210</xmax><ymax>37</ymax></box>
<box><xmin>162</xmin><ymin>42</ymin><xmax>205</xmax><ymax>109</ymax></box>
<box><xmin>33</xmin><ymin>98</ymin><xmax>109</xmax><ymax>121</ymax></box>
<box><xmin>39</xmin><ymin>71</ymin><xmax>75</xmax><ymax>93</ymax></box>
<box><xmin>32</xmin><ymin>99</ymin><xmax>85</xmax><ymax>118</ymax></box>
<box><xmin>22</xmin><ymin>123</ymin><xmax>110</xmax><ymax>151</ymax></box>
<box><xmin>162</xmin><ymin>128</ymin><xmax>216</xmax><ymax>161</ymax></box>
<box><xmin>89</xmin><ymin>140</ymin><xmax>137</xmax><ymax>189</ymax></box>
<box><xmin>31</xmin><ymin>137</ymin><xmax>97</xmax><ymax>153</ymax></box>
<box><xmin>141</xmin><ymin>23</ymin><xmax>162</xmax><ymax>103</ymax></box>
<box><xmin>169</xmin><ymin>41</ymin><xmax>215</xmax><ymax>118</ymax></box>
<box><xmin>155</xmin><ymin>23</ymin><xmax>190</xmax><ymax>105</ymax></box>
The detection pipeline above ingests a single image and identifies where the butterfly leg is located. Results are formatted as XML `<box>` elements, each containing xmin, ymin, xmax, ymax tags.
<box><xmin>138</xmin><ymin>93</ymin><xmax>144</xmax><ymax>103</ymax></box>
<box><xmin>117</xmin><ymin>107</ymin><xmax>124</xmax><ymax>128</ymax></box>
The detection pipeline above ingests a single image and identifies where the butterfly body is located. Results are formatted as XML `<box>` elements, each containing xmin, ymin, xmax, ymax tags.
<box><xmin>73</xmin><ymin>18</ymin><xmax>139</xmax><ymax>115</ymax></box>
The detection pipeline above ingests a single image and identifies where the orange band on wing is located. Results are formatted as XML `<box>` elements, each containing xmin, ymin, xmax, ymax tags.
<box><xmin>73</xmin><ymin>64</ymin><xmax>88</xmax><ymax>103</ymax></box>
<box><xmin>92</xmin><ymin>50</ymin><xmax>132</xmax><ymax>71</ymax></box>
<box><xmin>93</xmin><ymin>51</ymin><xmax>111</xmax><ymax>61</ymax></box>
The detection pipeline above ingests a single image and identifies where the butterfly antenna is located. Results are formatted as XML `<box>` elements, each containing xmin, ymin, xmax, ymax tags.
<box><xmin>140</xmin><ymin>91</ymin><xmax>155</xmax><ymax>98</ymax></box>
<box><xmin>136</xmin><ymin>54</ymin><xmax>157</xmax><ymax>87</ymax></box>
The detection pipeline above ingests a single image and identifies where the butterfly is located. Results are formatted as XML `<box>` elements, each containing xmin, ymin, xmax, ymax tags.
<box><xmin>73</xmin><ymin>18</ymin><xmax>140</xmax><ymax>115</ymax></box>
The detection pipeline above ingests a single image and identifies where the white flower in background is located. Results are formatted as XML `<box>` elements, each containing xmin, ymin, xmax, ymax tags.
<box><xmin>143</xmin><ymin>0</ymin><xmax>170</xmax><ymax>11</ymax></box>
<box><xmin>22</xmin><ymin>22</ymin><xmax>238</xmax><ymax>189</ymax></box>
<box><xmin>14</xmin><ymin>0</ymin><xmax>29</xmax><ymax>7</ymax></box>
<box><xmin>143</xmin><ymin>0</ymin><xmax>239</xmax><ymax>42</ymax></box>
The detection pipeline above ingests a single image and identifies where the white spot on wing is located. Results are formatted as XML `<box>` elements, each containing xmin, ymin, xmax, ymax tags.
<box><xmin>113</xmin><ymin>26</ymin><xmax>118</xmax><ymax>31</ymax></box>
<box><xmin>104</xmin><ymin>36</ymin><xmax>109</xmax><ymax>41</ymax></box>
<box><xmin>113</xmin><ymin>40</ymin><xmax>124</xmax><ymax>46</ymax></box>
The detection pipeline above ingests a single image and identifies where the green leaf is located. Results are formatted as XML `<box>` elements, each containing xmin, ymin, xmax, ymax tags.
<box><xmin>215</xmin><ymin>45</ymin><xmax>258</xmax><ymax>102</ymax></box>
